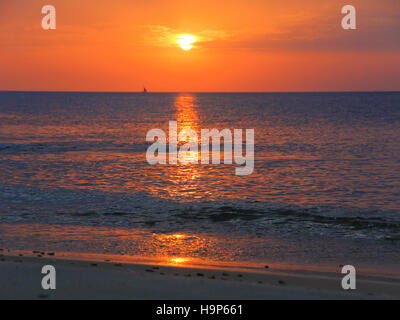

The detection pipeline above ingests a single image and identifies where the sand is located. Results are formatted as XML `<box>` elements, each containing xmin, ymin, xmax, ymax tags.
<box><xmin>0</xmin><ymin>251</ymin><xmax>399</xmax><ymax>300</ymax></box>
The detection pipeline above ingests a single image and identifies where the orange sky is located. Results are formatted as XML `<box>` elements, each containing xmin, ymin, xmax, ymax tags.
<box><xmin>0</xmin><ymin>0</ymin><xmax>399</xmax><ymax>92</ymax></box>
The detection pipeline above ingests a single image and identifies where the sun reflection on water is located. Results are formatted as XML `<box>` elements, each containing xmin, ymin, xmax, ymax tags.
<box><xmin>160</xmin><ymin>94</ymin><xmax>204</xmax><ymax>199</ymax></box>
<box><xmin>169</xmin><ymin>257</ymin><xmax>191</xmax><ymax>265</ymax></box>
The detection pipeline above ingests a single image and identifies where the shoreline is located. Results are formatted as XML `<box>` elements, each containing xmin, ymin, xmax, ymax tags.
<box><xmin>1</xmin><ymin>249</ymin><xmax>399</xmax><ymax>300</ymax></box>
<box><xmin>1</xmin><ymin>222</ymin><xmax>399</xmax><ymax>281</ymax></box>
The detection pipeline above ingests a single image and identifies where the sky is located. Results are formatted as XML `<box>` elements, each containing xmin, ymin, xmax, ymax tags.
<box><xmin>0</xmin><ymin>0</ymin><xmax>399</xmax><ymax>92</ymax></box>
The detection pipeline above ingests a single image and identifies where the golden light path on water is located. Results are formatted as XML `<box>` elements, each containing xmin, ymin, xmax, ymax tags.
<box><xmin>162</xmin><ymin>94</ymin><xmax>203</xmax><ymax>199</ymax></box>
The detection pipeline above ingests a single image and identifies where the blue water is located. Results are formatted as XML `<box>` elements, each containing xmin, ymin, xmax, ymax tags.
<box><xmin>0</xmin><ymin>92</ymin><xmax>399</xmax><ymax>271</ymax></box>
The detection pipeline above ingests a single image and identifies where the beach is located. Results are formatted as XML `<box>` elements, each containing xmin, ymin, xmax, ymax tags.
<box><xmin>1</xmin><ymin>249</ymin><xmax>399</xmax><ymax>300</ymax></box>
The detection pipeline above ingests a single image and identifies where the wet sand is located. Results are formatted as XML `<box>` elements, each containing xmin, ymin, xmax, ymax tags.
<box><xmin>0</xmin><ymin>250</ymin><xmax>399</xmax><ymax>300</ymax></box>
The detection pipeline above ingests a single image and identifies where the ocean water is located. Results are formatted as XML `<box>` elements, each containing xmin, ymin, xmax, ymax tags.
<box><xmin>0</xmin><ymin>92</ymin><xmax>399</xmax><ymax>273</ymax></box>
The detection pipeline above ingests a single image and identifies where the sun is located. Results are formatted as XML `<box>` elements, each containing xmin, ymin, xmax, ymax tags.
<box><xmin>177</xmin><ymin>34</ymin><xmax>196</xmax><ymax>51</ymax></box>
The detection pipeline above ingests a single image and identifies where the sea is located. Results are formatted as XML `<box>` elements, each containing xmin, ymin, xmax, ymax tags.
<box><xmin>0</xmin><ymin>92</ymin><xmax>399</xmax><ymax>275</ymax></box>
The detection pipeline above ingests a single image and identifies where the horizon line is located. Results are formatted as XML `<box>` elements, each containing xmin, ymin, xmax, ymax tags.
<box><xmin>1</xmin><ymin>90</ymin><xmax>399</xmax><ymax>94</ymax></box>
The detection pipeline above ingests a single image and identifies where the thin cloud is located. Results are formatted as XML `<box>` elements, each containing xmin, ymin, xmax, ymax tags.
<box><xmin>143</xmin><ymin>25</ymin><xmax>230</xmax><ymax>47</ymax></box>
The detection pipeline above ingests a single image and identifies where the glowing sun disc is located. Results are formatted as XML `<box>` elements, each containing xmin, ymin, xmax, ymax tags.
<box><xmin>177</xmin><ymin>34</ymin><xmax>196</xmax><ymax>51</ymax></box>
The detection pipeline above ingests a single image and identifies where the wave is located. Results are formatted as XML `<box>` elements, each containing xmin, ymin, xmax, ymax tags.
<box><xmin>0</xmin><ymin>185</ymin><xmax>399</xmax><ymax>241</ymax></box>
<box><xmin>0</xmin><ymin>142</ymin><xmax>146</xmax><ymax>154</ymax></box>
